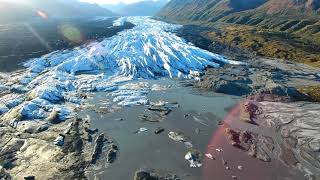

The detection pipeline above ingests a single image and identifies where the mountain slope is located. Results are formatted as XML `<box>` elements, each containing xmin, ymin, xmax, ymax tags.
<box><xmin>157</xmin><ymin>0</ymin><xmax>320</xmax><ymax>22</ymax></box>
<box><xmin>116</xmin><ymin>0</ymin><xmax>169</xmax><ymax>16</ymax></box>
<box><xmin>157</xmin><ymin>0</ymin><xmax>268</xmax><ymax>22</ymax></box>
<box><xmin>0</xmin><ymin>0</ymin><xmax>115</xmax><ymax>23</ymax></box>
<box><xmin>157</xmin><ymin>0</ymin><xmax>320</xmax><ymax>67</ymax></box>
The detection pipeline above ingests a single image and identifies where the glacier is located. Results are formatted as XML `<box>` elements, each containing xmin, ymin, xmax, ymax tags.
<box><xmin>0</xmin><ymin>17</ymin><xmax>241</xmax><ymax>123</ymax></box>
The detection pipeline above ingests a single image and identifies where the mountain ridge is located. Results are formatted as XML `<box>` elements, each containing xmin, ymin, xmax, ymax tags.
<box><xmin>0</xmin><ymin>0</ymin><xmax>116</xmax><ymax>23</ymax></box>
<box><xmin>104</xmin><ymin>0</ymin><xmax>169</xmax><ymax>16</ymax></box>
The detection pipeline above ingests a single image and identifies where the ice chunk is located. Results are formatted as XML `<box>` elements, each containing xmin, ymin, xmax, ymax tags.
<box><xmin>53</xmin><ymin>135</ymin><xmax>65</xmax><ymax>146</ymax></box>
<box><xmin>32</xmin><ymin>86</ymin><xmax>64</xmax><ymax>103</ymax></box>
<box><xmin>185</xmin><ymin>152</ymin><xmax>202</xmax><ymax>168</ymax></box>
<box><xmin>21</xmin><ymin>101</ymin><xmax>48</xmax><ymax>120</ymax></box>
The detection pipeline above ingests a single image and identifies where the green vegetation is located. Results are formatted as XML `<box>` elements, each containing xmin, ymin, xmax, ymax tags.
<box><xmin>205</xmin><ymin>23</ymin><xmax>320</xmax><ymax>68</ymax></box>
<box><xmin>298</xmin><ymin>85</ymin><xmax>320</xmax><ymax>102</ymax></box>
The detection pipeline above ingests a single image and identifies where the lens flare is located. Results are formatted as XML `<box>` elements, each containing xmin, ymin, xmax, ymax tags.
<box><xmin>36</xmin><ymin>10</ymin><xmax>48</xmax><ymax>20</ymax></box>
<box><xmin>60</xmin><ymin>24</ymin><xmax>83</xmax><ymax>44</ymax></box>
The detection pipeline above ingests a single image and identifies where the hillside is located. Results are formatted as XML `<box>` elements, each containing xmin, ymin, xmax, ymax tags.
<box><xmin>107</xmin><ymin>0</ymin><xmax>169</xmax><ymax>16</ymax></box>
<box><xmin>158</xmin><ymin>0</ymin><xmax>320</xmax><ymax>22</ymax></box>
<box><xmin>157</xmin><ymin>0</ymin><xmax>320</xmax><ymax>67</ymax></box>
<box><xmin>0</xmin><ymin>0</ymin><xmax>116</xmax><ymax>24</ymax></box>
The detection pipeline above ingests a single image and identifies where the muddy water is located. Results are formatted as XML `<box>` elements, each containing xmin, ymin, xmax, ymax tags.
<box><xmin>81</xmin><ymin>79</ymin><xmax>304</xmax><ymax>180</ymax></box>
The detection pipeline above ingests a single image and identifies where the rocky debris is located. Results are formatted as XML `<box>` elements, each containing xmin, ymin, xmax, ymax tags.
<box><xmin>106</xmin><ymin>143</ymin><xmax>118</xmax><ymax>164</ymax></box>
<box><xmin>0</xmin><ymin>138</ymin><xmax>25</xmax><ymax>169</ymax></box>
<box><xmin>168</xmin><ymin>131</ymin><xmax>193</xmax><ymax>148</ymax></box>
<box><xmin>61</xmin><ymin>118</ymin><xmax>86</xmax><ymax>155</ymax></box>
<box><xmin>91</xmin><ymin>133</ymin><xmax>105</xmax><ymax>164</ymax></box>
<box><xmin>0</xmin><ymin>166</ymin><xmax>11</xmax><ymax>179</ymax></box>
<box><xmin>154</xmin><ymin>127</ymin><xmax>165</xmax><ymax>134</ymax></box>
<box><xmin>16</xmin><ymin>121</ymin><xmax>49</xmax><ymax>134</ymax></box>
<box><xmin>168</xmin><ymin>132</ymin><xmax>187</xmax><ymax>142</ymax></box>
<box><xmin>139</xmin><ymin>102</ymin><xmax>177</xmax><ymax>123</ymax></box>
<box><xmin>185</xmin><ymin>151</ymin><xmax>202</xmax><ymax>168</ymax></box>
<box><xmin>134</xmin><ymin>169</ymin><xmax>180</xmax><ymax>180</ymax></box>
<box><xmin>106</xmin><ymin>150</ymin><xmax>117</xmax><ymax>164</ymax></box>
<box><xmin>197</xmin><ymin>63</ymin><xmax>310</xmax><ymax>101</ymax></box>
<box><xmin>224</xmin><ymin>128</ymin><xmax>272</xmax><ymax>162</ymax></box>
<box><xmin>0</xmin><ymin>116</ymin><xmax>93</xmax><ymax>179</ymax></box>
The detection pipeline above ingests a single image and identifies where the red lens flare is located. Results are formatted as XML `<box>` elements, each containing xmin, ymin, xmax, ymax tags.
<box><xmin>36</xmin><ymin>10</ymin><xmax>49</xmax><ymax>20</ymax></box>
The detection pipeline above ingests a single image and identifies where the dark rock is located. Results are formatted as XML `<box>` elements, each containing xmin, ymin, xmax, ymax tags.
<box><xmin>214</xmin><ymin>80</ymin><xmax>252</xmax><ymax>96</ymax></box>
<box><xmin>107</xmin><ymin>149</ymin><xmax>117</xmax><ymax>163</ymax></box>
<box><xmin>91</xmin><ymin>134</ymin><xmax>105</xmax><ymax>164</ymax></box>
<box><xmin>218</xmin><ymin>121</ymin><xmax>224</xmax><ymax>125</ymax></box>
<box><xmin>134</xmin><ymin>169</ymin><xmax>179</xmax><ymax>180</ymax></box>
<box><xmin>0</xmin><ymin>166</ymin><xmax>11</xmax><ymax>179</ymax></box>
<box><xmin>24</xmin><ymin>176</ymin><xmax>35</xmax><ymax>180</ymax></box>
<box><xmin>110</xmin><ymin>143</ymin><xmax>118</xmax><ymax>151</ymax></box>
<box><xmin>154</xmin><ymin>127</ymin><xmax>165</xmax><ymax>134</ymax></box>
<box><xmin>85</xmin><ymin>128</ymin><xmax>98</xmax><ymax>135</ymax></box>
<box><xmin>0</xmin><ymin>139</ymin><xmax>25</xmax><ymax>157</ymax></box>
<box><xmin>114</xmin><ymin>118</ymin><xmax>124</xmax><ymax>121</ymax></box>
<box><xmin>239</xmin><ymin>101</ymin><xmax>260</xmax><ymax>125</ymax></box>
<box><xmin>134</xmin><ymin>170</ymin><xmax>152</xmax><ymax>180</ymax></box>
